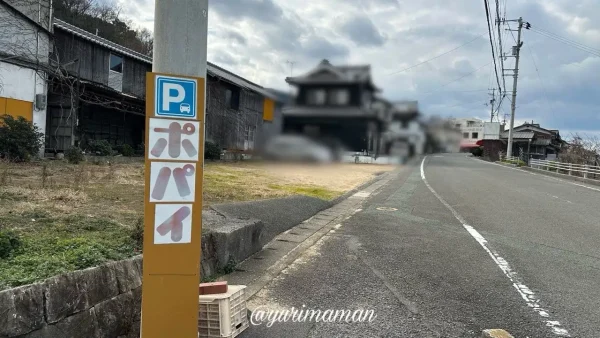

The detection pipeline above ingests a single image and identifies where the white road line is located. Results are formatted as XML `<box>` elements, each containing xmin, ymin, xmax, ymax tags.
<box><xmin>353</xmin><ymin>191</ymin><xmax>371</xmax><ymax>198</ymax></box>
<box><xmin>473</xmin><ymin>157</ymin><xmax>600</xmax><ymax>193</ymax></box>
<box><xmin>420</xmin><ymin>157</ymin><xmax>570</xmax><ymax>337</ymax></box>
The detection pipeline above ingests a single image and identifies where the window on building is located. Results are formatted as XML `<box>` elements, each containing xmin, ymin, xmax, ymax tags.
<box><xmin>225</xmin><ymin>88</ymin><xmax>240</xmax><ymax>109</ymax></box>
<box><xmin>472</xmin><ymin>132</ymin><xmax>479</xmax><ymax>139</ymax></box>
<box><xmin>109</xmin><ymin>54</ymin><xmax>123</xmax><ymax>73</ymax></box>
<box><xmin>307</xmin><ymin>89</ymin><xmax>326</xmax><ymax>105</ymax></box>
<box><xmin>225</xmin><ymin>89</ymin><xmax>232</xmax><ymax>107</ymax></box>
<box><xmin>455</xmin><ymin>124</ymin><xmax>461</xmax><ymax>128</ymax></box>
<box><xmin>329</xmin><ymin>89</ymin><xmax>349</xmax><ymax>105</ymax></box>
<box><xmin>463</xmin><ymin>132</ymin><xmax>469</xmax><ymax>139</ymax></box>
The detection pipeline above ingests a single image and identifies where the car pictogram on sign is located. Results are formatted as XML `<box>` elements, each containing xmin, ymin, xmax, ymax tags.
<box><xmin>180</xmin><ymin>103</ymin><xmax>191</xmax><ymax>114</ymax></box>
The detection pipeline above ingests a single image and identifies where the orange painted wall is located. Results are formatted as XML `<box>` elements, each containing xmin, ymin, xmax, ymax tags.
<box><xmin>0</xmin><ymin>97</ymin><xmax>33</xmax><ymax>121</ymax></box>
<box><xmin>263</xmin><ymin>98</ymin><xmax>274</xmax><ymax>121</ymax></box>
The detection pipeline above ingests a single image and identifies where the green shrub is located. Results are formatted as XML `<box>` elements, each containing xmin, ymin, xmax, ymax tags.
<box><xmin>0</xmin><ymin>115</ymin><xmax>44</xmax><ymax>162</ymax></box>
<box><xmin>0</xmin><ymin>230</ymin><xmax>22</xmax><ymax>259</ymax></box>
<box><xmin>204</xmin><ymin>141</ymin><xmax>221</xmax><ymax>160</ymax></box>
<box><xmin>221</xmin><ymin>257</ymin><xmax>237</xmax><ymax>274</ymax></box>
<box><xmin>88</xmin><ymin>140</ymin><xmax>114</xmax><ymax>156</ymax></box>
<box><xmin>55</xmin><ymin>237</ymin><xmax>114</xmax><ymax>270</ymax></box>
<box><xmin>471</xmin><ymin>147</ymin><xmax>483</xmax><ymax>157</ymax></box>
<box><xmin>65</xmin><ymin>146</ymin><xmax>85</xmax><ymax>164</ymax></box>
<box><xmin>121</xmin><ymin>144</ymin><xmax>135</xmax><ymax>157</ymax></box>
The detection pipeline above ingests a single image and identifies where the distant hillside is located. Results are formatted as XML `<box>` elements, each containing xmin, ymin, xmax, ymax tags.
<box><xmin>53</xmin><ymin>0</ymin><xmax>152</xmax><ymax>56</ymax></box>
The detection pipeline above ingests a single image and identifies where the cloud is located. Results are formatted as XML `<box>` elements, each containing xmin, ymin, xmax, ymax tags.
<box><xmin>116</xmin><ymin>0</ymin><xmax>600</xmax><ymax>132</ymax></box>
<box><xmin>210</xmin><ymin>0</ymin><xmax>283</xmax><ymax>21</ymax></box>
<box><xmin>224</xmin><ymin>31</ymin><xmax>247</xmax><ymax>46</ymax></box>
<box><xmin>337</xmin><ymin>15</ymin><xmax>386</xmax><ymax>46</ymax></box>
<box><xmin>303</xmin><ymin>37</ymin><xmax>350</xmax><ymax>60</ymax></box>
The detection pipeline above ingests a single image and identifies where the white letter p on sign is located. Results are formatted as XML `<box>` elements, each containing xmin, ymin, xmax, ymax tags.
<box><xmin>162</xmin><ymin>83</ymin><xmax>185</xmax><ymax>111</ymax></box>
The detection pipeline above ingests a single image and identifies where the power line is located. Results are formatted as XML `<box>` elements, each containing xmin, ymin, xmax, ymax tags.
<box><xmin>528</xmin><ymin>28</ymin><xmax>600</xmax><ymax>57</ymax></box>
<box><xmin>530</xmin><ymin>26</ymin><xmax>600</xmax><ymax>53</ymax></box>
<box><xmin>387</xmin><ymin>34</ymin><xmax>485</xmax><ymax>75</ymax></box>
<box><xmin>420</xmin><ymin>88</ymin><xmax>490</xmax><ymax>94</ymax></box>
<box><xmin>495</xmin><ymin>0</ymin><xmax>506</xmax><ymax>93</ymax></box>
<box><xmin>483</xmin><ymin>0</ymin><xmax>502</xmax><ymax>91</ymax></box>
<box><xmin>419</xmin><ymin>62</ymin><xmax>492</xmax><ymax>95</ymax></box>
<box><xmin>524</xmin><ymin>43</ymin><xmax>557</xmax><ymax>121</ymax></box>
<box><xmin>507</xmin><ymin>23</ymin><xmax>518</xmax><ymax>43</ymax></box>
<box><xmin>444</xmin><ymin>99</ymin><xmax>489</xmax><ymax>109</ymax></box>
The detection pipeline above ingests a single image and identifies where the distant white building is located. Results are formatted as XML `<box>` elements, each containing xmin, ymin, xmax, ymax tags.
<box><xmin>450</xmin><ymin>117</ymin><xmax>485</xmax><ymax>151</ymax></box>
<box><xmin>0</xmin><ymin>0</ymin><xmax>52</xmax><ymax>155</ymax></box>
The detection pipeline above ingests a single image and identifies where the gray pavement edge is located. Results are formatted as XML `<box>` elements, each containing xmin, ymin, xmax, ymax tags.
<box><xmin>218</xmin><ymin>166</ymin><xmax>401</xmax><ymax>301</ymax></box>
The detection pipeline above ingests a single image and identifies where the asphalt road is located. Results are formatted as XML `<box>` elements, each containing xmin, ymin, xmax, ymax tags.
<box><xmin>240</xmin><ymin>154</ymin><xmax>600</xmax><ymax>337</ymax></box>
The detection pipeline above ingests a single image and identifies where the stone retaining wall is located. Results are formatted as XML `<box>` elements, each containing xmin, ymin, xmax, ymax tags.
<box><xmin>0</xmin><ymin>213</ymin><xmax>264</xmax><ymax>338</ymax></box>
<box><xmin>1</xmin><ymin>257</ymin><xmax>143</xmax><ymax>338</ymax></box>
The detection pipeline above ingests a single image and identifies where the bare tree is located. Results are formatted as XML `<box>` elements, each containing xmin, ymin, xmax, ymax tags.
<box><xmin>560</xmin><ymin>133</ymin><xmax>600</xmax><ymax>165</ymax></box>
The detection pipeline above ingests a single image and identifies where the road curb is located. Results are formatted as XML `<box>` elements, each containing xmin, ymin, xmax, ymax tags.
<box><xmin>481</xmin><ymin>329</ymin><xmax>514</xmax><ymax>338</ymax></box>
<box><xmin>328</xmin><ymin>166</ymin><xmax>398</xmax><ymax>206</ymax></box>
<box><xmin>221</xmin><ymin>165</ymin><xmax>401</xmax><ymax>302</ymax></box>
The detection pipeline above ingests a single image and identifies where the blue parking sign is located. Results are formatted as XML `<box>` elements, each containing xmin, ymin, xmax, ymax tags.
<box><xmin>155</xmin><ymin>75</ymin><xmax>197</xmax><ymax>119</ymax></box>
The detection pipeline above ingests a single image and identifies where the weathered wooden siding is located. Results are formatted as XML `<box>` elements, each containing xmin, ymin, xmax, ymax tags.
<box><xmin>123</xmin><ymin>60</ymin><xmax>151</xmax><ymax>98</ymax></box>
<box><xmin>54</xmin><ymin>32</ymin><xmax>109</xmax><ymax>86</ymax></box>
<box><xmin>53</xmin><ymin>30</ymin><xmax>149</xmax><ymax>98</ymax></box>
<box><xmin>205</xmin><ymin>76</ymin><xmax>264</xmax><ymax>151</ymax></box>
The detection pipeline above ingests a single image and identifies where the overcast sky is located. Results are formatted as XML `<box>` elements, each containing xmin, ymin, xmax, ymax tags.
<box><xmin>118</xmin><ymin>0</ymin><xmax>600</xmax><ymax>137</ymax></box>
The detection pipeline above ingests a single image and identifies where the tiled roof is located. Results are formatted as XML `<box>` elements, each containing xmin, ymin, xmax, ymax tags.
<box><xmin>500</xmin><ymin>131</ymin><xmax>535</xmax><ymax>139</ymax></box>
<box><xmin>52</xmin><ymin>18</ymin><xmax>277</xmax><ymax>100</ymax></box>
<box><xmin>286</xmin><ymin>59</ymin><xmax>380</xmax><ymax>90</ymax></box>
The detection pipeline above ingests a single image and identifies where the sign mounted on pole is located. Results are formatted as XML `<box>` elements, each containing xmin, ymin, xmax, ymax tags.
<box><xmin>141</xmin><ymin>72</ymin><xmax>205</xmax><ymax>337</ymax></box>
<box><xmin>155</xmin><ymin>75</ymin><xmax>198</xmax><ymax>119</ymax></box>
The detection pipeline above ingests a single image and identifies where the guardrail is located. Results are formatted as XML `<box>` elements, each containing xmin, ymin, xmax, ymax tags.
<box><xmin>529</xmin><ymin>159</ymin><xmax>600</xmax><ymax>181</ymax></box>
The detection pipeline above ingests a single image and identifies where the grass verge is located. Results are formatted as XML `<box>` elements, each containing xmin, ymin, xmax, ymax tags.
<box><xmin>0</xmin><ymin>159</ymin><xmax>390</xmax><ymax>289</ymax></box>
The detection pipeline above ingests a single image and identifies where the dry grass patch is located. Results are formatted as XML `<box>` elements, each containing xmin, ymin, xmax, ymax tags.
<box><xmin>0</xmin><ymin>158</ymin><xmax>395</xmax><ymax>289</ymax></box>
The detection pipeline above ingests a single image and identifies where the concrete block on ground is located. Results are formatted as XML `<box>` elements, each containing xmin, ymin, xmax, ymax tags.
<box><xmin>0</xmin><ymin>283</ymin><xmax>45</xmax><ymax>336</ymax></box>
<box><xmin>201</xmin><ymin>209</ymin><xmax>264</xmax><ymax>276</ymax></box>
<box><xmin>482</xmin><ymin>329</ymin><xmax>514</xmax><ymax>338</ymax></box>
<box><xmin>211</xmin><ymin>195</ymin><xmax>329</xmax><ymax>244</ymax></box>
<box><xmin>210</xmin><ymin>217</ymin><xmax>264</xmax><ymax>268</ymax></box>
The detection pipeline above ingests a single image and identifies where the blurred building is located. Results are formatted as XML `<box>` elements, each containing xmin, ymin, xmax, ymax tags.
<box><xmin>449</xmin><ymin>117</ymin><xmax>485</xmax><ymax>152</ymax></box>
<box><xmin>282</xmin><ymin>59</ymin><xmax>388</xmax><ymax>158</ymax></box>
<box><xmin>382</xmin><ymin>101</ymin><xmax>426</xmax><ymax>158</ymax></box>
<box><xmin>481</xmin><ymin>122</ymin><xmax>564</xmax><ymax>161</ymax></box>
<box><xmin>423</xmin><ymin>117</ymin><xmax>461</xmax><ymax>153</ymax></box>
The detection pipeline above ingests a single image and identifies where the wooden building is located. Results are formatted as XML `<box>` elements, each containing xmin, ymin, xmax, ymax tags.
<box><xmin>283</xmin><ymin>59</ymin><xmax>389</xmax><ymax>157</ymax></box>
<box><xmin>46</xmin><ymin>19</ymin><xmax>280</xmax><ymax>155</ymax></box>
